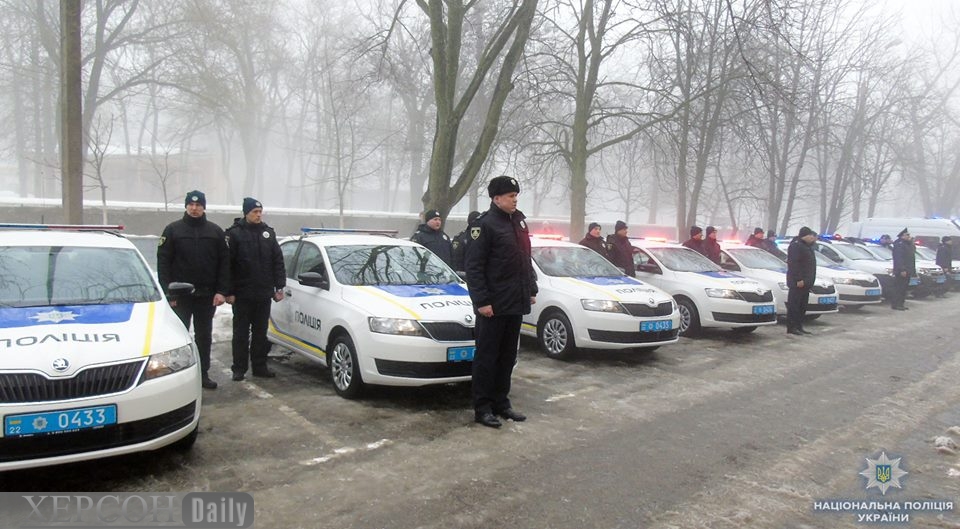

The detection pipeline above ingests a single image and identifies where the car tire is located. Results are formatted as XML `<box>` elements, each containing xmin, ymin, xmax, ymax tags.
<box><xmin>731</xmin><ymin>326</ymin><xmax>757</xmax><ymax>334</ymax></box>
<box><xmin>538</xmin><ymin>310</ymin><xmax>576</xmax><ymax>360</ymax></box>
<box><xmin>169</xmin><ymin>425</ymin><xmax>198</xmax><ymax>452</ymax></box>
<box><xmin>329</xmin><ymin>334</ymin><xmax>364</xmax><ymax>398</ymax></box>
<box><xmin>804</xmin><ymin>314</ymin><xmax>821</xmax><ymax>320</ymax></box>
<box><xmin>675</xmin><ymin>296</ymin><xmax>701</xmax><ymax>336</ymax></box>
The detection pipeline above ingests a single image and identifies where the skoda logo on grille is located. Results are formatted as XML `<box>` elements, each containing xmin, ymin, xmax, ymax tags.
<box><xmin>756</xmin><ymin>288</ymin><xmax>764</xmax><ymax>296</ymax></box>
<box><xmin>464</xmin><ymin>314</ymin><xmax>474</xmax><ymax>324</ymax></box>
<box><xmin>52</xmin><ymin>358</ymin><xmax>70</xmax><ymax>372</ymax></box>
<box><xmin>648</xmin><ymin>297</ymin><xmax>657</xmax><ymax>306</ymax></box>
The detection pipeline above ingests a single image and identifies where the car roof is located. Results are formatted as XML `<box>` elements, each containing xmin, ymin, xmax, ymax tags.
<box><xmin>0</xmin><ymin>229</ymin><xmax>134</xmax><ymax>249</ymax></box>
<box><xmin>628</xmin><ymin>238</ymin><xmax>684</xmax><ymax>249</ymax></box>
<box><xmin>298</xmin><ymin>233</ymin><xmax>419</xmax><ymax>247</ymax></box>
<box><xmin>530</xmin><ymin>238</ymin><xmax>585</xmax><ymax>248</ymax></box>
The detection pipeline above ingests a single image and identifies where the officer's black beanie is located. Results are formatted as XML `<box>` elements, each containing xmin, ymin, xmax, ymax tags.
<box><xmin>467</xmin><ymin>211</ymin><xmax>481</xmax><ymax>224</ymax></box>
<box><xmin>798</xmin><ymin>226</ymin><xmax>815</xmax><ymax>238</ymax></box>
<box><xmin>242</xmin><ymin>197</ymin><xmax>262</xmax><ymax>216</ymax></box>
<box><xmin>615</xmin><ymin>220</ymin><xmax>627</xmax><ymax>232</ymax></box>
<box><xmin>898</xmin><ymin>228</ymin><xmax>909</xmax><ymax>238</ymax></box>
<box><xmin>690</xmin><ymin>225</ymin><xmax>703</xmax><ymax>237</ymax></box>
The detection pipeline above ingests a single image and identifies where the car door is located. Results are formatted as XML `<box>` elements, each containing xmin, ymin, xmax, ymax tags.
<box><xmin>283</xmin><ymin>240</ymin><xmax>333</xmax><ymax>357</ymax></box>
<box><xmin>271</xmin><ymin>240</ymin><xmax>301</xmax><ymax>339</ymax></box>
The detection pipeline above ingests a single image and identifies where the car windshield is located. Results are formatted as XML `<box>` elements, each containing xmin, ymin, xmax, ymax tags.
<box><xmin>831</xmin><ymin>243</ymin><xmax>877</xmax><ymax>260</ymax></box>
<box><xmin>532</xmin><ymin>246</ymin><xmax>623</xmax><ymax>277</ymax></box>
<box><xmin>649</xmin><ymin>247</ymin><xmax>721</xmax><ymax>272</ymax></box>
<box><xmin>325</xmin><ymin>244</ymin><xmax>460</xmax><ymax>286</ymax></box>
<box><xmin>727</xmin><ymin>248</ymin><xmax>786</xmax><ymax>271</ymax></box>
<box><xmin>915</xmin><ymin>246</ymin><xmax>937</xmax><ymax>260</ymax></box>
<box><xmin>0</xmin><ymin>246</ymin><xmax>161</xmax><ymax>308</ymax></box>
<box><xmin>815</xmin><ymin>252</ymin><xmax>839</xmax><ymax>266</ymax></box>
<box><xmin>862</xmin><ymin>245</ymin><xmax>892</xmax><ymax>261</ymax></box>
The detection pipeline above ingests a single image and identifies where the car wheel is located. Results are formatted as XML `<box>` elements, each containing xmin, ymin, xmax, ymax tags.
<box><xmin>804</xmin><ymin>314</ymin><xmax>821</xmax><ymax>320</ymax></box>
<box><xmin>329</xmin><ymin>334</ymin><xmax>364</xmax><ymax>398</ymax></box>
<box><xmin>731</xmin><ymin>326</ymin><xmax>757</xmax><ymax>334</ymax></box>
<box><xmin>538</xmin><ymin>311</ymin><xmax>576</xmax><ymax>360</ymax></box>
<box><xmin>169</xmin><ymin>425</ymin><xmax>198</xmax><ymax>452</ymax></box>
<box><xmin>675</xmin><ymin>297</ymin><xmax>701</xmax><ymax>336</ymax></box>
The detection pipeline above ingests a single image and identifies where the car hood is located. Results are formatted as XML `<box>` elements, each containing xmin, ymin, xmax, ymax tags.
<box><xmin>343</xmin><ymin>283</ymin><xmax>475</xmax><ymax>322</ymax></box>
<box><xmin>0</xmin><ymin>302</ymin><xmax>190</xmax><ymax>377</ymax></box>
<box><xmin>817</xmin><ymin>265</ymin><xmax>875</xmax><ymax>282</ymax></box>
<box><xmin>552</xmin><ymin>276</ymin><xmax>674</xmax><ymax>304</ymax></box>
<box><xmin>684</xmin><ymin>271</ymin><xmax>766</xmax><ymax>291</ymax></box>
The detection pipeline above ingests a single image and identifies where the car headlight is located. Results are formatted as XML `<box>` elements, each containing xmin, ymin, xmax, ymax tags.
<box><xmin>777</xmin><ymin>282</ymin><xmax>789</xmax><ymax>291</ymax></box>
<box><xmin>832</xmin><ymin>277</ymin><xmax>856</xmax><ymax>285</ymax></box>
<box><xmin>142</xmin><ymin>344</ymin><xmax>196</xmax><ymax>382</ymax></box>
<box><xmin>368</xmin><ymin>317</ymin><xmax>426</xmax><ymax>336</ymax></box>
<box><xmin>705</xmin><ymin>288</ymin><xmax>740</xmax><ymax>299</ymax></box>
<box><xmin>885</xmin><ymin>268</ymin><xmax>894</xmax><ymax>275</ymax></box>
<box><xmin>581</xmin><ymin>299</ymin><xmax>627</xmax><ymax>313</ymax></box>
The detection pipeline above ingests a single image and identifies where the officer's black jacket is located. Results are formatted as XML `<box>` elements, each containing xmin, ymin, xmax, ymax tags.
<box><xmin>465</xmin><ymin>204</ymin><xmax>538</xmax><ymax>316</ymax></box>
<box><xmin>786</xmin><ymin>237</ymin><xmax>816</xmax><ymax>287</ymax></box>
<box><xmin>578</xmin><ymin>234</ymin><xmax>609</xmax><ymax>260</ymax></box>
<box><xmin>936</xmin><ymin>243</ymin><xmax>953</xmax><ymax>269</ymax></box>
<box><xmin>681</xmin><ymin>238</ymin><xmax>704</xmax><ymax>255</ymax></box>
<box><xmin>606</xmin><ymin>234</ymin><xmax>636</xmax><ymax>277</ymax></box>
<box><xmin>892</xmin><ymin>239</ymin><xmax>917</xmax><ymax>276</ymax></box>
<box><xmin>451</xmin><ymin>228</ymin><xmax>471</xmax><ymax>272</ymax></box>
<box><xmin>702</xmin><ymin>238</ymin><xmax>721</xmax><ymax>264</ymax></box>
<box><xmin>411</xmin><ymin>224</ymin><xmax>453</xmax><ymax>266</ymax></box>
<box><xmin>157</xmin><ymin>213</ymin><xmax>229</xmax><ymax>296</ymax></box>
<box><xmin>224</xmin><ymin>218</ymin><xmax>286</xmax><ymax>300</ymax></box>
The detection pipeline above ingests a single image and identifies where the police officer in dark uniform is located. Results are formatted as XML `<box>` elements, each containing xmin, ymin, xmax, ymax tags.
<box><xmin>578</xmin><ymin>222</ymin><xmax>609</xmax><ymax>259</ymax></box>
<box><xmin>465</xmin><ymin>176</ymin><xmax>538</xmax><ymax>429</ymax></box>
<box><xmin>606</xmin><ymin>220</ymin><xmax>635</xmax><ymax>276</ymax></box>
<box><xmin>411</xmin><ymin>209</ymin><xmax>453</xmax><ymax>266</ymax></box>
<box><xmin>451</xmin><ymin>211</ymin><xmax>481</xmax><ymax>273</ymax></box>
<box><xmin>935</xmin><ymin>236</ymin><xmax>953</xmax><ymax>297</ymax></box>
<box><xmin>157</xmin><ymin>190</ymin><xmax>229</xmax><ymax>389</ymax></box>
<box><xmin>682</xmin><ymin>226</ymin><xmax>705</xmax><ymax>254</ymax></box>
<box><xmin>225</xmin><ymin>197</ymin><xmax>286</xmax><ymax>380</ymax></box>
<box><xmin>890</xmin><ymin>228</ymin><xmax>916</xmax><ymax>310</ymax></box>
<box><xmin>702</xmin><ymin>226</ymin><xmax>722</xmax><ymax>264</ymax></box>
<box><xmin>786</xmin><ymin>226</ymin><xmax>817</xmax><ymax>336</ymax></box>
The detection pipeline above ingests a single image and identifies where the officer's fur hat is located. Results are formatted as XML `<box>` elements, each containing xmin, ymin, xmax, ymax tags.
<box><xmin>488</xmin><ymin>175</ymin><xmax>520</xmax><ymax>197</ymax></box>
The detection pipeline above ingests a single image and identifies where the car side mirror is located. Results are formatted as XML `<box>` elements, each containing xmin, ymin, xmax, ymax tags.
<box><xmin>298</xmin><ymin>272</ymin><xmax>329</xmax><ymax>290</ymax></box>
<box><xmin>637</xmin><ymin>263</ymin><xmax>661</xmax><ymax>275</ymax></box>
<box><xmin>721</xmin><ymin>261</ymin><xmax>739</xmax><ymax>271</ymax></box>
<box><xmin>167</xmin><ymin>282</ymin><xmax>195</xmax><ymax>298</ymax></box>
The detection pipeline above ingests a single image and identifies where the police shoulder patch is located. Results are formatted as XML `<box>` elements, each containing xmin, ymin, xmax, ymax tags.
<box><xmin>470</xmin><ymin>227</ymin><xmax>481</xmax><ymax>240</ymax></box>
<box><xmin>157</xmin><ymin>236</ymin><xmax>166</xmax><ymax>247</ymax></box>
<box><xmin>224</xmin><ymin>235</ymin><xmax>230</xmax><ymax>248</ymax></box>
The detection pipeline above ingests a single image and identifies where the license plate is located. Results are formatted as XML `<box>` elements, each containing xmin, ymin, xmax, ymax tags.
<box><xmin>865</xmin><ymin>289</ymin><xmax>881</xmax><ymax>296</ymax></box>
<box><xmin>4</xmin><ymin>405</ymin><xmax>117</xmax><ymax>438</ymax></box>
<box><xmin>640</xmin><ymin>320</ymin><xmax>672</xmax><ymax>332</ymax></box>
<box><xmin>447</xmin><ymin>346</ymin><xmax>475</xmax><ymax>362</ymax></box>
<box><xmin>818</xmin><ymin>296</ymin><xmax>837</xmax><ymax>304</ymax></box>
<box><xmin>936</xmin><ymin>276</ymin><xmax>946</xmax><ymax>284</ymax></box>
<box><xmin>752</xmin><ymin>305</ymin><xmax>775</xmax><ymax>315</ymax></box>
<box><xmin>909</xmin><ymin>278</ymin><xmax>920</xmax><ymax>286</ymax></box>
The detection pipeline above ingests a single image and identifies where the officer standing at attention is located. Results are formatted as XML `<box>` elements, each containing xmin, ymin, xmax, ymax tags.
<box><xmin>411</xmin><ymin>209</ymin><xmax>453</xmax><ymax>267</ymax></box>
<box><xmin>682</xmin><ymin>226</ymin><xmax>704</xmax><ymax>254</ymax></box>
<box><xmin>935</xmin><ymin>236</ymin><xmax>953</xmax><ymax>297</ymax></box>
<box><xmin>786</xmin><ymin>226</ymin><xmax>817</xmax><ymax>336</ymax></box>
<box><xmin>606</xmin><ymin>221</ymin><xmax>636</xmax><ymax>276</ymax></box>
<box><xmin>225</xmin><ymin>198</ymin><xmax>286</xmax><ymax>380</ymax></box>
<box><xmin>157</xmin><ymin>190</ymin><xmax>229</xmax><ymax>389</ymax></box>
<box><xmin>465</xmin><ymin>176</ymin><xmax>538</xmax><ymax>429</ymax></box>
<box><xmin>451</xmin><ymin>211</ymin><xmax>481</xmax><ymax>273</ymax></box>
<box><xmin>578</xmin><ymin>222</ymin><xmax>609</xmax><ymax>259</ymax></box>
<box><xmin>890</xmin><ymin>228</ymin><xmax>916</xmax><ymax>311</ymax></box>
<box><xmin>702</xmin><ymin>226</ymin><xmax>722</xmax><ymax>264</ymax></box>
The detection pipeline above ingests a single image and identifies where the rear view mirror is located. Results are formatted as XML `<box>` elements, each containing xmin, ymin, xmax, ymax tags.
<box><xmin>167</xmin><ymin>282</ymin><xmax>195</xmax><ymax>298</ymax></box>
<box><xmin>298</xmin><ymin>272</ymin><xmax>330</xmax><ymax>290</ymax></box>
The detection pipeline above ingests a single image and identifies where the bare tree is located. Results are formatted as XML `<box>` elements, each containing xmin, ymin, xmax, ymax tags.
<box><xmin>85</xmin><ymin>113</ymin><xmax>115</xmax><ymax>224</ymax></box>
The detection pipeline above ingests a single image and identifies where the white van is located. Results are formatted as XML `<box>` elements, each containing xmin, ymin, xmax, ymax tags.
<box><xmin>849</xmin><ymin>218</ymin><xmax>960</xmax><ymax>246</ymax></box>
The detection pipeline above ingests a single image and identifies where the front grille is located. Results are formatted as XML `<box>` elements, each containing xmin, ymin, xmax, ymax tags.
<box><xmin>0</xmin><ymin>360</ymin><xmax>145</xmax><ymax>403</ymax></box>
<box><xmin>375</xmin><ymin>359</ymin><xmax>473</xmax><ymax>379</ymax></box>
<box><xmin>840</xmin><ymin>293</ymin><xmax>882</xmax><ymax>302</ymax></box>
<box><xmin>0</xmin><ymin>401</ymin><xmax>196</xmax><ymax>463</ymax></box>
<box><xmin>622</xmin><ymin>302</ymin><xmax>673</xmax><ymax>317</ymax></box>
<box><xmin>854</xmin><ymin>278</ymin><xmax>880</xmax><ymax>288</ymax></box>
<box><xmin>806</xmin><ymin>303</ymin><xmax>838</xmax><ymax>312</ymax></box>
<box><xmin>588</xmin><ymin>328</ymin><xmax>679</xmax><ymax>344</ymax></box>
<box><xmin>712</xmin><ymin>312</ymin><xmax>777</xmax><ymax>323</ymax></box>
<box><xmin>419</xmin><ymin>322</ymin><xmax>474</xmax><ymax>342</ymax></box>
<box><xmin>810</xmin><ymin>285</ymin><xmax>836</xmax><ymax>295</ymax></box>
<box><xmin>738</xmin><ymin>291</ymin><xmax>773</xmax><ymax>302</ymax></box>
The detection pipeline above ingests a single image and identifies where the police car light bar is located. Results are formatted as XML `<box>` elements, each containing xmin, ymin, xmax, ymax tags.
<box><xmin>300</xmin><ymin>227</ymin><xmax>399</xmax><ymax>236</ymax></box>
<box><xmin>0</xmin><ymin>223</ymin><xmax>124</xmax><ymax>231</ymax></box>
<box><xmin>530</xmin><ymin>233</ymin><xmax>566</xmax><ymax>240</ymax></box>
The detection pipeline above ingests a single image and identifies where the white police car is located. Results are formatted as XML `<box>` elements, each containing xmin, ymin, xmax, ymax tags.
<box><xmin>630</xmin><ymin>240</ymin><xmax>777</xmax><ymax>335</ymax></box>
<box><xmin>523</xmin><ymin>238</ymin><xmax>679</xmax><ymax>360</ymax></box>
<box><xmin>774</xmin><ymin>239</ymin><xmax>884</xmax><ymax>307</ymax></box>
<box><xmin>717</xmin><ymin>243</ymin><xmax>839</xmax><ymax>317</ymax></box>
<box><xmin>0</xmin><ymin>225</ymin><xmax>201</xmax><ymax>471</ymax></box>
<box><xmin>268</xmin><ymin>229</ymin><xmax>475</xmax><ymax>398</ymax></box>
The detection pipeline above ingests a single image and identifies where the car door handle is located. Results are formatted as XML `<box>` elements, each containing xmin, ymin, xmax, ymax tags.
<box><xmin>284</xmin><ymin>290</ymin><xmax>292</xmax><ymax>297</ymax></box>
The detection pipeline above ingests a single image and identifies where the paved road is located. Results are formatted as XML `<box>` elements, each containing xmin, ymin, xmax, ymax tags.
<box><xmin>3</xmin><ymin>300</ymin><xmax>960</xmax><ymax>529</ymax></box>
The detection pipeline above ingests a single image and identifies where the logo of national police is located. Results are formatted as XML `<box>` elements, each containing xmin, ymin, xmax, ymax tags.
<box><xmin>520</xmin><ymin>220</ymin><xmax>527</xmax><ymax>230</ymax></box>
<box><xmin>420</xmin><ymin>287</ymin><xmax>445</xmax><ymax>295</ymax></box>
<box><xmin>470</xmin><ymin>227</ymin><xmax>481</xmax><ymax>240</ymax></box>
<box><xmin>860</xmin><ymin>452</ymin><xmax>907</xmax><ymax>495</ymax></box>
<box><xmin>30</xmin><ymin>309</ymin><xmax>78</xmax><ymax>324</ymax></box>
